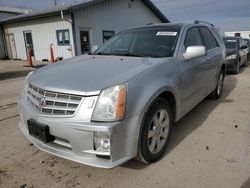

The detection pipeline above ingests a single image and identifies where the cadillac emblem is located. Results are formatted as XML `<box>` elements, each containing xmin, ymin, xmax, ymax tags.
<box><xmin>38</xmin><ymin>97</ymin><xmax>46</xmax><ymax>110</ymax></box>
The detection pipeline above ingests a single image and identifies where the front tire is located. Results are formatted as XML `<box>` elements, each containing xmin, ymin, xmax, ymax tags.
<box><xmin>137</xmin><ymin>98</ymin><xmax>173</xmax><ymax>164</ymax></box>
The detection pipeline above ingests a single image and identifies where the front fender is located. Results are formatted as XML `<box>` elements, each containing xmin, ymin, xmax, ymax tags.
<box><xmin>125</xmin><ymin>62</ymin><xmax>181</xmax><ymax>135</ymax></box>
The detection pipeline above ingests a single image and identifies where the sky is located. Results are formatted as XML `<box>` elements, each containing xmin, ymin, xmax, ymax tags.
<box><xmin>0</xmin><ymin>0</ymin><xmax>250</xmax><ymax>31</ymax></box>
<box><xmin>153</xmin><ymin>0</ymin><xmax>250</xmax><ymax>31</ymax></box>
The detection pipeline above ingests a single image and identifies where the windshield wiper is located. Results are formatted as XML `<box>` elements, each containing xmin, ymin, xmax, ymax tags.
<box><xmin>122</xmin><ymin>53</ymin><xmax>150</xmax><ymax>58</ymax></box>
<box><xmin>95</xmin><ymin>52</ymin><xmax>113</xmax><ymax>55</ymax></box>
<box><xmin>95</xmin><ymin>52</ymin><xmax>150</xmax><ymax>57</ymax></box>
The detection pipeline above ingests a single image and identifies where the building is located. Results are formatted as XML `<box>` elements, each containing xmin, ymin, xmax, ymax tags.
<box><xmin>224</xmin><ymin>31</ymin><xmax>250</xmax><ymax>39</ymax></box>
<box><xmin>0</xmin><ymin>6</ymin><xmax>30</xmax><ymax>59</ymax></box>
<box><xmin>0</xmin><ymin>0</ymin><xmax>169</xmax><ymax>61</ymax></box>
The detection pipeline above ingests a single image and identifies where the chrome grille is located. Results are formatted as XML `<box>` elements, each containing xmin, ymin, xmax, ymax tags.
<box><xmin>26</xmin><ymin>83</ymin><xmax>83</xmax><ymax>116</ymax></box>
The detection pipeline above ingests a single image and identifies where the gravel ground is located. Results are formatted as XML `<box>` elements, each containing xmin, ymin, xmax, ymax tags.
<box><xmin>0</xmin><ymin>60</ymin><xmax>249</xmax><ymax>188</ymax></box>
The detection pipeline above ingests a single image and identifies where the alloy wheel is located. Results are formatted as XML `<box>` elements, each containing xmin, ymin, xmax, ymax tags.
<box><xmin>217</xmin><ymin>72</ymin><xmax>224</xmax><ymax>96</ymax></box>
<box><xmin>148</xmin><ymin>109</ymin><xmax>170</xmax><ymax>154</ymax></box>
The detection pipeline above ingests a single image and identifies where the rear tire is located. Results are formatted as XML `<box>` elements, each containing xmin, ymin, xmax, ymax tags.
<box><xmin>243</xmin><ymin>57</ymin><xmax>249</xmax><ymax>67</ymax></box>
<box><xmin>209</xmin><ymin>70</ymin><xmax>224</xmax><ymax>100</ymax></box>
<box><xmin>137</xmin><ymin>98</ymin><xmax>173</xmax><ymax>164</ymax></box>
<box><xmin>233</xmin><ymin>60</ymin><xmax>240</xmax><ymax>74</ymax></box>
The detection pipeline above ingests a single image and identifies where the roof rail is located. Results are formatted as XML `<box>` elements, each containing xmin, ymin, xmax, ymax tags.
<box><xmin>194</xmin><ymin>20</ymin><xmax>214</xmax><ymax>27</ymax></box>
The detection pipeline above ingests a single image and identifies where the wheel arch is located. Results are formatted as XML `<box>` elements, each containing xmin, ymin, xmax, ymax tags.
<box><xmin>136</xmin><ymin>87</ymin><xmax>178</xmax><ymax>162</ymax></box>
<box><xmin>139</xmin><ymin>87</ymin><xmax>179</xmax><ymax>125</ymax></box>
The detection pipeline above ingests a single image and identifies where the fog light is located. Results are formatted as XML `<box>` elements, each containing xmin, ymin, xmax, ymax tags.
<box><xmin>94</xmin><ymin>132</ymin><xmax>111</xmax><ymax>153</ymax></box>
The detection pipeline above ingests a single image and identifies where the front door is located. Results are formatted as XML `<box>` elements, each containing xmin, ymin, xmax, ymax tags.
<box><xmin>8</xmin><ymin>34</ymin><xmax>17</xmax><ymax>59</ymax></box>
<box><xmin>80</xmin><ymin>31</ymin><xmax>90</xmax><ymax>54</ymax></box>
<box><xmin>24</xmin><ymin>31</ymin><xmax>34</xmax><ymax>60</ymax></box>
<box><xmin>180</xmin><ymin>26</ymin><xmax>208</xmax><ymax>115</ymax></box>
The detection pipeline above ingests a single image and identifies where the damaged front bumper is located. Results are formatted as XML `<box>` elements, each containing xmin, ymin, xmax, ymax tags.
<box><xmin>17</xmin><ymin>96</ymin><xmax>139</xmax><ymax>168</ymax></box>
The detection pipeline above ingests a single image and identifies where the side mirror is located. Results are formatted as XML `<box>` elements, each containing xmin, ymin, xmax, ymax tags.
<box><xmin>183</xmin><ymin>46</ymin><xmax>206</xmax><ymax>61</ymax></box>
<box><xmin>91</xmin><ymin>45</ymin><xmax>99</xmax><ymax>53</ymax></box>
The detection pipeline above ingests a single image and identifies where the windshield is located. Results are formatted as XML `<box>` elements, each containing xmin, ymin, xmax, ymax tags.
<box><xmin>224</xmin><ymin>38</ymin><xmax>237</xmax><ymax>49</ymax></box>
<box><xmin>95</xmin><ymin>27</ymin><xmax>180</xmax><ymax>58</ymax></box>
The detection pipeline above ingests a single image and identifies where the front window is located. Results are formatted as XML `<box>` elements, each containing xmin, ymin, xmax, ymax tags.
<box><xmin>56</xmin><ymin>29</ymin><xmax>70</xmax><ymax>46</ymax></box>
<box><xmin>184</xmin><ymin>27</ymin><xmax>204</xmax><ymax>49</ymax></box>
<box><xmin>95</xmin><ymin>27</ymin><xmax>180</xmax><ymax>58</ymax></box>
<box><xmin>224</xmin><ymin>38</ymin><xmax>237</xmax><ymax>49</ymax></box>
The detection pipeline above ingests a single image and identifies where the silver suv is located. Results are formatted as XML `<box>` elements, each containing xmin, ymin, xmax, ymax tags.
<box><xmin>18</xmin><ymin>22</ymin><xmax>226</xmax><ymax>168</ymax></box>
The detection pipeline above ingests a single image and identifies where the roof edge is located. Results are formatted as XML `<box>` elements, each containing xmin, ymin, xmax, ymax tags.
<box><xmin>141</xmin><ymin>0</ymin><xmax>170</xmax><ymax>23</ymax></box>
<box><xmin>0</xmin><ymin>0</ymin><xmax>170</xmax><ymax>24</ymax></box>
<box><xmin>0</xmin><ymin>8</ymin><xmax>71</xmax><ymax>24</ymax></box>
<box><xmin>0</xmin><ymin>6</ymin><xmax>30</xmax><ymax>14</ymax></box>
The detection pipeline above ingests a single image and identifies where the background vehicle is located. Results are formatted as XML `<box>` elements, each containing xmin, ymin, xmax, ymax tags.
<box><xmin>18</xmin><ymin>22</ymin><xmax>226</xmax><ymax>168</ymax></box>
<box><xmin>223</xmin><ymin>36</ymin><xmax>249</xmax><ymax>74</ymax></box>
<box><xmin>243</xmin><ymin>38</ymin><xmax>250</xmax><ymax>62</ymax></box>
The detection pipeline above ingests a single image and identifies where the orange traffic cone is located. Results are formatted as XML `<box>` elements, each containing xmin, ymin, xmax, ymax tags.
<box><xmin>23</xmin><ymin>48</ymin><xmax>34</xmax><ymax>67</ymax></box>
<box><xmin>28</xmin><ymin>48</ymin><xmax>33</xmax><ymax>66</ymax></box>
<box><xmin>50</xmin><ymin>44</ymin><xmax>54</xmax><ymax>64</ymax></box>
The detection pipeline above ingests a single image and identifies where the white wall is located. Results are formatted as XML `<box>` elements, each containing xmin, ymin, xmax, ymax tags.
<box><xmin>225</xmin><ymin>31</ymin><xmax>250</xmax><ymax>39</ymax></box>
<box><xmin>73</xmin><ymin>0</ymin><xmax>162</xmax><ymax>55</ymax></box>
<box><xmin>4</xmin><ymin>14</ymin><xmax>75</xmax><ymax>60</ymax></box>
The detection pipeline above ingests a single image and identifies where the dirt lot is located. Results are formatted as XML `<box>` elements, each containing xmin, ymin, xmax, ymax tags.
<box><xmin>0</xmin><ymin>60</ymin><xmax>249</xmax><ymax>188</ymax></box>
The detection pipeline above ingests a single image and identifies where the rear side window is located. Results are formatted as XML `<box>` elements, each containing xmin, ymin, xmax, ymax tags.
<box><xmin>199</xmin><ymin>27</ymin><xmax>219</xmax><ymax>50</ymax></box>
<box><xmin>184</xmin><ymin>27</ymin><xmax>204</xmax><ymax>49</ymax></box>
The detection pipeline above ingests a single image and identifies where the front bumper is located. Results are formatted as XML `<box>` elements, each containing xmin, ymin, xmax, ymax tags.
<box><xmin>226</xmin><ymin>58</ymin><xmax>238</xmax><ymax>71</ymax></box>
<box><xmin>17</xmin><ymin>96</ymin><xmax>140</xmax><ymax>168</ymax></box>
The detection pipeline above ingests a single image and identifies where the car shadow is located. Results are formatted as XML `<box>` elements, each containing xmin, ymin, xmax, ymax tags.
<box><xmin>0</xmin><ymin>70</ymin><xmax>31</xmax><ymax>81</ymax></box>
<box><xmin>0</xmin><ymin>65</ymin><xmax>46</xmax><ymax>81</ymax></box>
<box><xmin>227</xmin><ymin>62</ymin><xmax>249</xmax><ymax>75</ymax></box>
<box><xmin>122</xmin><ymin>75</ymin><xmax>237</xmax><ymax>170</ymax></box>
<box><xmin>241</xmin><ymin>177</ymin><xmax>250</xmax><ymax>188</ymax></box>
<box><xmin>239</xmin><ymin>64</ymin><xmax>249</xmax><ymax>74</ymax></box>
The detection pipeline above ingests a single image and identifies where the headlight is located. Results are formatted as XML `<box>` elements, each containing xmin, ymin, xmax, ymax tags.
<box><xmin>91</xmin><ymin>84</ymin><xmax>126</xmax><ymax>122</ymax></box>
<box><xmin>226</xmin><ymin>54</ymin><xmax>237</xmax><ymax>60</ymax></box>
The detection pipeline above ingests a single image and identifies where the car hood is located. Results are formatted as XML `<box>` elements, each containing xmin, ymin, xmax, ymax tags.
<box><xmin>226</xmin><ymin>48</ymin><xmax>237</xmax><ymax>56</ymax></box>
<box><xmin>28</xmin><ymin>55</ymin><xmax>164</xmax><ymax>95</ymax></box>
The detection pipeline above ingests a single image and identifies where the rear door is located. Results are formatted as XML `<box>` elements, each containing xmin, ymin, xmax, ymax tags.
<box><xmin>180</xmin><ymin>26</ymin><xmax>208</xmax><ymax>115</ymax></box>
<box><xmin>199</xmin><ymin>26</ymin><xmax>221</xmax><ymax>94</ymax></box>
